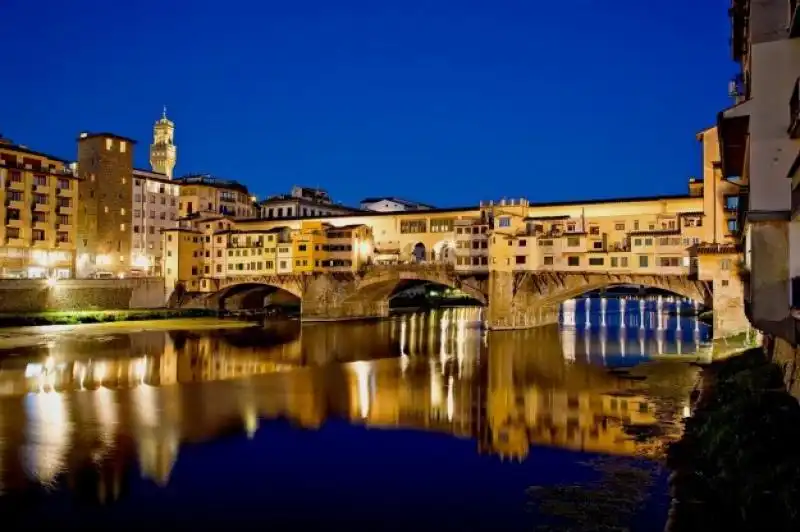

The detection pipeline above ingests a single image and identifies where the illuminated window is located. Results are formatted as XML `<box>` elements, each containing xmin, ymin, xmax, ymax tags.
<box><xmin>104</xmin><ymin>206</ymin><xmax>109</xmax><ymax>214</ymax></box>
<box><xmin>120</xmin><ymin>223</ymin><xmax>126</xmax><ymax>232</ymax></box>
<box><xmin>105</xmin><ymin>138</ymin><xmax>113</xmax><ymax>150</ymax></box>
<box><xmin>120</xmin><ymin>141</ymin><xmax>127</xmax><ymax>153</ymax></box>
<box><xmin>121</xmin><ymin>208</ymin><xmax>126</xmax><ymax>215</ymax></box>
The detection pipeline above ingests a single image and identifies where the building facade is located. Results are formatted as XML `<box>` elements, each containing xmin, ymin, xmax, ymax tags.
<box><xmin>175</xmin><ymin>174</ymin><xmax>255</xmax><ymax>219</ymax></box>
<box><xmin>259</xmin><ymin>186</ymin><xmax>359</xmax><ymax>219</ymax></box>
<box><xmin>0</xmin><ymin>139</ymin><xmax>79</xmax><ymax>278</ymax></box>
<box><xmin>165</xmin><ymin>177</ymin><xmax>739</xmax><ymax>313</ymax></box>
<box><xmin>131</xmin><ymin>168</ymin><xmax>180</xmax><ymax>275</ymax></box>
<box><xmin>720</xmin><ymin>0</ymin><xmax>800</xmax><ymax>340</ymax></box>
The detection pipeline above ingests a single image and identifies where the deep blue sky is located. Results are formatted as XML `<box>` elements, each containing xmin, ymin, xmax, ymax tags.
<box><xmin>1</xmin><ymin>0</ymin><xmax>733</xmax><ymax>207</ymax></box>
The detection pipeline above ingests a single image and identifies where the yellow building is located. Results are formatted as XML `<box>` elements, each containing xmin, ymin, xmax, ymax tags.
<box><xmin>163</xmin><ymin>227</ymin><xmax>203</xmax><ymax>292</ymax></box>
<box><xmin>0</xmin><ymin>139</ymin><xmax>79</xmax><ymax>278</ymax></box>
<box><xmin>175</xmin><ymin>174</ymin><xmax>255</xmax><ymax>219</ymax></box>
<box><xmin>164</xmin><ymin>172</ymin><xmax>740</xmax><ymax>299</ymax></box>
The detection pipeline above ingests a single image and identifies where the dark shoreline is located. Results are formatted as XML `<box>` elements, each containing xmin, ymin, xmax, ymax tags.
<box><xmin>665</xmin><ymin>347</ymin><xmax>800</xmax><ymax>531</ymax></box>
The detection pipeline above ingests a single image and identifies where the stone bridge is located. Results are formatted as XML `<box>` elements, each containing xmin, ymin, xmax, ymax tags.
<box><xmin>486</xmin><ymin>271</ymin><xmax>712</xmax><ymax>331</ymax></box>
<box><xmin>174</xmin><ymin>264</ymin><xmax>723</xmax><ymax>329</ymax></box>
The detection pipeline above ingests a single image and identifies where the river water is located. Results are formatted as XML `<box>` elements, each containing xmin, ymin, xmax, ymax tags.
<box><xmin>0</xmin><ymin>298</ymin><xmax>709</xmax><ymax>530</ymax></box>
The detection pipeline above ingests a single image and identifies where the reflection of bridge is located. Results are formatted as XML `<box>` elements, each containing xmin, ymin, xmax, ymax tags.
<box><xmin>177</xmin><ymin>264</ymin><xmax>721</xmax><ymax>334</ymax></box>
<box><xmin>0</xmin><ymin>318</ymin><xmax>693</xmax><ymax>493</ymax></box>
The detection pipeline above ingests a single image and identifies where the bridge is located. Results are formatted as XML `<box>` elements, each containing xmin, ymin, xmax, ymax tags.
<box><xmin>170</xmin><ymin>264</ymin><xmax>736</xmax><ymax>335</ymax></box>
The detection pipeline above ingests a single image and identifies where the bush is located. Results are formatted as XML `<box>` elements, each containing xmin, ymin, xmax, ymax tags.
<box><xmin>0</xmin><ymin>308</ymin><xmax>216</xmax><ymax>328</ymax></box>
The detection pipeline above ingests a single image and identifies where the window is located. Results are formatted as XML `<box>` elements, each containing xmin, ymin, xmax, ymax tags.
<box><xmin>105</xmin><ymin>138</ymin><xmax>113</xmax><ymax>150</ymax></box>
<box><xmin>400</xmin><ymin>219</ymin><xmax>427</xmax><ymax>233</ymax></box>
<box><xmin>727</xmin><ymin>219</ymin><xmax>738</xmax><ymax>233</ymax></box>
<box><xmin>498</xmin><ymin>217</ymin><xmax>511</xmax><ymax>228</ymax></box>
<box><xmin>658</xmin><ymin>257</ymin><xmax>680</xmax><ymax>267</ymax></box>
<box><xmin>543</xmin><ymin>256</ymin><xmax>554</xmax><ymax>265</ymax></box>
<box><xmin>34</xmin><ymin>194</ymin><xmax>48</xmax><ymax>205</ymax></box>
<box><xmin>567</xmin><ymin>237</ymin><xmax>580</xmax><ymax>247</ymax></box>
<box><xmin>519</xmin><ymin>239</ymin><xmax>527</xmax><ymax>247</ymax></box>
<box><xmin>611</xmin><ymin>257</ymin><xmax>618</xmax><ymax>267</ymax></box>
<box><xmin>633</xmin><ymin>220</ymin><xmax>639</xmax><ymax>230</ymax></box>
<box><xmin>721</xmin><ymin>279</ymin><xmax>729</xmax><ymax>287</ymax></box>
<box><xmin>588</xmin><ymin>257</ymin><xmax>604</xmax><ymax>266</ymax></box>
<box><xmin>589</xmin><ymin>226</ymin><xmax>600</xmax><ymax>235</ymax></box>
<box><xmin>539</xmin><ymin>239</ymin><xmax>553</xmax><ymax>247</ymax></box>
<box><xmin>567</xmin><ymin>256</ymin><xmax>579</xmax><ymax>267</ymax></box>
<box><xmin>57</xmin><ymin>178</ymin><xmax>70</xmax><ymax>189</ymax></box>
<box><xmin>298</xmin><ymin>244</ymin><xmax>307</xmax><ymax>251</ymax></box>
<box><xmin>644</xmin><ymin>238</ymin><xmax>653</xmax><ymax>246</ymax></box>
<box><xmin>592</xmin><ymin>241</ymin><xmax>603</xmax><ymax>250</ymax></box>
<box><xmin>720</xmin><ymin>259</ymin><xmax>732</xmax><ymax>270</ymax></box>
<box><xmin>724</xmin><ymin>195</ymin><xmax>739</xmax><ymax>210</ymax></box>
<box><xmin>515</xmin><ymin>256</ymin><xmax>526</xmax><ymax>265</ymax></box>
<box><xmin>638</xmin><ymin>255</ymin><xmax>649</xmax><ymax>268</ymax></box>
<box><xmin>32</xmin><ymin>229</ymin><xmax>45</xmax><ymax>241</ymax></box>
<box><xmin>120</xmin><ymin>223</ymin><xmax>126</xmax><ymax>232</ymax></box>
<box><xmin>614</xmin><ymin>223</ymin><xmax>625</xmax><ymax>231</ymax></box>
<box><xmin>121</xmin><ymin>208</ymin><xmax>126</xmax><ymax>216</ymax></box>
<box><xmin>620</xmin><ymin>257</ymin><xmax>628</xmax><ymax>267</ymax></box>
<box><xmin>120</xmin><ymin>141</ymin><xmax>127</xmax><ymax>153</ymax></box>
<box><xmin>430</xmin><ymin>218</ymin><xmax>454</xmax><ymax>233</ymax></box>
<box><xmin>34</xmin><ymin>175</ymin><xmax>47</xmax><ymax>186</ymax></box>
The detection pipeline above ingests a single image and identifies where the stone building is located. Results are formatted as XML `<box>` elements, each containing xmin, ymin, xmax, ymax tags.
<box><xmin>0</xmin><ymin>138</ymin><xmax>79</xmax><ymax>278</ymax></box>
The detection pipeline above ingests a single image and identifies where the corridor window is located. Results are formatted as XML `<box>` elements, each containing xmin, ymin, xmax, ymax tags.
<box><xmin>638</xmin><ymin>255</ymin><xmax>649</xmax><ymax>268</ymax></box>
<box><xmin>658</xmin><ymin>257</ymin><xmax>680</xmax><ymax>267</ymax></box>
<box><xmin>588</xmin><ymin>257</ymin><xmax>604</xmax><ymax>266</ymax></box>
<box><xmin>400</xmin><ymin>219</ymin><xmax>427</xmax><ymax>233</ymax></box>
<box><xmin>430</xmin><ymin>218</ymin><xmax>454</xmax><ymax>233</ymax></box>
<box><xmin>515</xmin><ymin>256</ymin><xmax>526</xmax><ymax>265</ymax></box>
<box><xmin>614</xmin><ymin>222</ymin><xmax>625</xmax><ymax>231</ymax></box>
<box><xmin>543</xmin><ymin>256</ymin><xmax>554</xmax><ymax>265</ymax></box>
<box><xmin>567</xmin><ymin>237</ymin><xmax>580</xmax><ymax>247</ymax></box>
<box><xmin>567</xmin><ymin>256</ymin><xmax>579</xmax><ymax>267</ymax></box>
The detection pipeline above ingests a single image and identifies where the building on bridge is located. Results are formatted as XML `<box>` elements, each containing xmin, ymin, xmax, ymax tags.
<box><xmin>164</xmin><ymin>176</ymin><xmax>749</xmax><ymax>338</ymax></box>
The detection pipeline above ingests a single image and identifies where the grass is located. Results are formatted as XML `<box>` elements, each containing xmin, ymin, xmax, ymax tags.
<box><xmin>0</xmin><ymin>308</ymin><xmax>217</xmax><ymax>327</ymax></box>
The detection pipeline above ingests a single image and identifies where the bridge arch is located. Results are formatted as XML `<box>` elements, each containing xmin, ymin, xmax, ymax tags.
<box><xmin>348</xmin><ymin>266</ymin><xmax>488</xmax><ymax>308</ymax></box>
<box><xmin>519</xmin><ymin>273</ymin><xmax>712</xmax><ymax>309</ymax></box>
<box><xmin>203</xmin><ymin>280</ymin><xmax>303</xmax><ymax>312</ymax></box>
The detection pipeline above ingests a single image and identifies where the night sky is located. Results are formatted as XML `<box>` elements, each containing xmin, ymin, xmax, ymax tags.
<box><xmin>1</xmin><ymin>0</ymin><xmax>733</xmax><ymax>207</ymax></box>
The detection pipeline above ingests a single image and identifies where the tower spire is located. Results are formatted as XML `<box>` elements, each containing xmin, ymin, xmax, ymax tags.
<box><xmin>150</xmin><ymin>108</ymin><xmax>177</xmax><ymax>178</ymax></box>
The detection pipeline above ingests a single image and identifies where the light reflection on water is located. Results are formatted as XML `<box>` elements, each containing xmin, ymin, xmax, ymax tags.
<box><xmin>0</xmin><ymin>303</ymin><xmax>708</xmax><ymax>506</ymax></box>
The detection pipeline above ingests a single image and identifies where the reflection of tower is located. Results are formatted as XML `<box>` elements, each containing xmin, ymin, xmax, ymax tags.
<box><xmin>639</xmin><ymin>299</ymin><xmax>645</xmax><ymax>330</ymax></box>
<box><xmin>149</xmin><ymin>107</ymin><xmax>177</xmax><ymax>178</ymax></box>
<box><xmin>620</xmin><ymin>298</ymin><xmax>627</xmax><ymax>329</ymax></box>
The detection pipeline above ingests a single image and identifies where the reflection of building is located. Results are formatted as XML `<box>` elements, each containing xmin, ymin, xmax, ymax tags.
<box><xmin>0</xmin><ymin>138</ymin><xmax>79</xmax><ymax>278</ymax></box>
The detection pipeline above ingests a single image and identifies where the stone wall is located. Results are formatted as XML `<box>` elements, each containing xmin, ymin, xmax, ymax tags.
<box><xmin>0</xmin><ymin>278</ymin><xmax>166</xmax><ymax>313</ymax></box>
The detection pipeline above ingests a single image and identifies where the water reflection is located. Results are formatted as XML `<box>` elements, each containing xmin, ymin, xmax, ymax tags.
<box><xmin>0</xmin><ymin>304</ymin><xmax>707</xmax><ymax>502</ymax></box>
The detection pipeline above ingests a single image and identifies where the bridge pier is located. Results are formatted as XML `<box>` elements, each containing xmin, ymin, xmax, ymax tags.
<box><xmin>301</xmin><ymin>274</ymin><xmax>389</xmax><ymax>321</ymax></box>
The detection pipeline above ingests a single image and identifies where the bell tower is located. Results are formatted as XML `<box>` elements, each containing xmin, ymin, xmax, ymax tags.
<box><xmin>150</xmin><ymin>106</ymin><xmax>177</xmax><ymax>178</ymax></box>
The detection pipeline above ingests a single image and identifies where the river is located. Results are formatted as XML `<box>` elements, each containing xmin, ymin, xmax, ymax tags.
<box><xmin>0</xmin><ymin>298</ymin><xmax>710</xmax><ymax>530</ymax></box>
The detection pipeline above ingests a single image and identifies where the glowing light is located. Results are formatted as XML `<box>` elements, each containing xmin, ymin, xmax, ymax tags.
<box><xmin>352</xmin><ymin>361</ymin><xmax>372</xmax><ymax>419</ymax></box>
<box><xmin>132</xmin><ymin>254</ymin><xmax>151</xmax><ymax>269</ymax></box>
<box><xmin>358</xmin><ymin>240</ymin><xmax>372</xmax><ymax>257</ymax></box>
<box><xmin>95</xmin><ymin>254</ymin><xmax>111</xmax><ymax>267</ymax></box>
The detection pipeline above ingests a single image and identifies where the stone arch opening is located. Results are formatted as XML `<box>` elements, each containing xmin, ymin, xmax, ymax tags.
<box><xmin>353</xmin><ymin>278</ymin><xmax>486</xmax><ymax>311</ymax></box>
<box><xmin>539</xmin><ymin>281</ymin><xmax>710</xmax><ymax>309</ymax></box>
<box><xmin>213</xmin><ymin>282</ymin><xmax>302</xmax><ymax>313</ymax></box>
<box><xmin>411</xmin><ymin>243</ymin><xmax>427</xmax><ymax>263</ymax></box>
<box><xmin>432</xmin><ymin>240</ymin><xmax>456</xmax><ymax>265</ymax></box>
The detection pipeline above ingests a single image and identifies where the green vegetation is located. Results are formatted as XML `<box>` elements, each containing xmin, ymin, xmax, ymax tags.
<box><xmin>0</xmin><ymin>308</ymin><xmax>216</xmax><ymax>327</ymax></box>
<box><xmin>665</xmin><ymin>347</ymin><xmax>800</xmax><ymax>531</ymax></box>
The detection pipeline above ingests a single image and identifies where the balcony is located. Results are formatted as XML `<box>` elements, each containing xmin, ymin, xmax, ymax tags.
<box><xmin>55</xmin><ymin>240</ymin><xmax>74</xmax><ymax>249</ymax></box>
<box><xmin>790</xmin><ymin>77</ymin><xmax>800</xmax><ymax>138</ymax></box>
<box><xmin>5</xmin><ymin>237</ymin><xmax>24</xmax><ymax>246</ymax></box>
<box><xmin>33</xmin><ymin>202</ymin><xmax>51</xmax><ymax>212</ymax></box>
<box><xmin>5</xmin><ymin>180</ymin><xmax>24</xmax><ymax>191</ymax></box>
<box><xmin>56</xmin><ymin>205</ymin><xmax>73</xmax><ymax>215</ymax></box>
<box><xmin>791</xmin><ymin>0</ymin><xmax>800</xmax><ymax>38</ymax></box>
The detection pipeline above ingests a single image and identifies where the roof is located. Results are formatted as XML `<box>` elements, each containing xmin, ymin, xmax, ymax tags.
<box><xmin>524</xmin><ymin>215</ymin><xmax>571</xmax><ymax>221</ymax></box>
<box><xmin>133</xmin><ymin>168</ymin><xmax>173</xmax><ymax>183</ymax></box>
<box><xmin>259</xmin><ymin>195</ymin><xmax>360</xmax><ymax>211</ymax></box>
<box><xmin>77</xmin><ymin>132</ymin><xmax>138</xmax><ymax>144</ymax></box>
<box><xmin>0</xmin><ymin>141</ymin><xmax>70</xmax><ymax>164</ymax></box>
<box><xmin>360</xmin><ymin>196</ymin><xmax>435</xmax><ymax>208</ymax></box>
<box><xmin>526</xmin><ymin>193</ymin><xmax>697</xmax><ymax>209</ymax></box>
<box><xmin>175</xmin><ymin>174</ymin><xmax>249</xmax><ymax>194</ymax></box>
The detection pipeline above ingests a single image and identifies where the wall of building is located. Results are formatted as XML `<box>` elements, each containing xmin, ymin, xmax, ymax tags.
<box><xmin>76</xmin><ymin>133</ymin><xmax>135</xmax><ymax>277</ymax></box>
<box><xmin>0</xmin><ymin>277</ymin><xmax>165</xmax><ymax>312</ymax></box>
<box><xmin>131</xmin><ymin>171</ymin><xmax>179</xmax><ymax>275</ymax></box>
<box><xmin>0</xmin><ymin>143</ymin><xmax>78</xmax><ymax>279</ymax></box>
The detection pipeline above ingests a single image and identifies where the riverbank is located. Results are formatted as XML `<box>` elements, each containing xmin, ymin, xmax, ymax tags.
<box><xmin>0</xmin><ymin>317</ymin><xmax>258</xmax><ymax>350</ymax></box>
<box><xmin>665</xmin><ymin>347</ymin><xmax>800</xmax><ymax>531</ymax></box>
<box><xmin>0</xmin><ymin>308</ymin><xmax>217</xmax><ymax>328</ymax></box>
